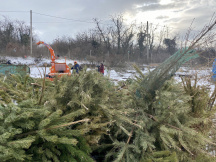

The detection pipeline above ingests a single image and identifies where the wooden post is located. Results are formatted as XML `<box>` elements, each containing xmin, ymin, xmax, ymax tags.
<box><xmin>146</xmin><ymin>21</ymin><xmax>149</xmax><ymax>63</ymax></box>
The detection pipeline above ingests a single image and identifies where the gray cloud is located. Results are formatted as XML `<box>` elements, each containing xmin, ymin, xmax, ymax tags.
<box><xmin>1</xmin><ymin>0</ymin><xmax>160</xmax><ymax>42</ymax></box>
<box><xmin>156</xmin><ymin>16</ymin><xmax>169</xmax><ymax>20</ymax></box>
<box><xmin>0</xmin><ymin>0</ymin><xmax>215</xmax><ymax>43</ymax></box>
<box><xmin>166</xmin><ymin>0</ymin><xmax>216</xmax><ymax>34</ymax></box>
<box><xmin>137</xmin><ymin>1</ymin><xmax>187</xmax><ymax>12</ymax></box>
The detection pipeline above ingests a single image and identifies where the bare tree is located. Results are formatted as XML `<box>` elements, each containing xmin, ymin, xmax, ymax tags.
<box><xmin>16</xmin><ymin>21</ymin><xmax>30</xmax><ymax>46</ymax></box>
<box><xmin>94</xmin><ymin>18</ymin><xmax>111</xmax><ymax>53</ymax></box>
<box><xmin>111</xmin><ymin>15</ymin><xmax>135</xmax><ymax>56</ymax></box>
<box><xmin>111</xmin><ymin>15</ymin><xmax>123</xmax><ymax>54</ymax></box>
<box><xmin>0</xmin><ymin>17</ymin><xmax>15</xmax><ymax>52</ymax></box>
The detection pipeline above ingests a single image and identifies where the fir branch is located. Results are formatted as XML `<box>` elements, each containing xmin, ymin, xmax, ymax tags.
<box><xmin>47</xmin><ymin>118</ymin><xmax>91</xmax><ymax>130</ymax></box>
<box><xmin>208</xmin><ymin>85</ymin><xmax>216</xmax><ymax>110</ymax></box>
<box><xmin>179</xmin><ymin>136</ymin><xmax>194</xmax><ymax>156</ymax></box>
<box><xmin>119</xmin><ymin>125</ymin><xmax>130</xmax><ymax>136</ymax></box>
<box><xmin>48</xmin><ymin>118</ymin><xmax>90</xmax><ymax>130</ymax></box>
<box><xmin>146</xmin><ymin>113</ymin><xmax>158</xmax><ymax>122</ymax></box>
<box><xmin>146</xmin><ymin>113</ymin><xmax>182</xmax><ymax>131</ymax></box>
<box><xmin>81</xmin><ymin>103</ymin><xmax>89</xmax><ymax>110</ymax></box>
<box><xmin>16</xmin><ymin>118</ymin><xmax>90</xmax><ymax>138</ymax></box>
<box><xmin>114</xmin><ymin>115</ymin><xmax>138</xmax><ymax>162</ymax></box>
<box><xmin>129</xmin><ymin>121</ymin><xmax>142</xmax><ymax>128</ymax></box>
<box><xmin>31</xmin><ymin>83</ymin><xmax>41</xmax><ymax>87</ymax></box>
<box><xmin>165</xmin><ymin>123</ymin><xmax>182</xmax><ymax>131</ymax></box>
<box><xmin>126</xmin><ymin>130</ymin><xmax>133</xmax><ymax>145</ymax></box>
<box><xmin>38</xmin><ymin>66</ymin><xmax>46</xmax><ymax>105</ymax></box>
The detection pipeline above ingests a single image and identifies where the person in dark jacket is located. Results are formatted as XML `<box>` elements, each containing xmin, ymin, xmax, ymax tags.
<box><xmin>71</xmin><ymin>61</ymin><xmax>80</xmax><ymax>74</ymax></box>
<box><xmin>96</xmin><ymin>65</ymin><xmax>100</xmax><ymax>72</ymax></box>
<box><xmin>7</xmin><ymin>60</ymin><xmax>11</xmax><ymax>64</ymax></box>
<box><xmin>99</xmin><ymin>63</ymin><xmax>104</xmax><ymax>75</ymax></box>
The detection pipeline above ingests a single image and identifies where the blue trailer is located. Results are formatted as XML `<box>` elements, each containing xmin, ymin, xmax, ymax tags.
<box><xmin>0</xmin><ymin>64</ymin><xmax>30</xmax><ymax>76</ymax></box>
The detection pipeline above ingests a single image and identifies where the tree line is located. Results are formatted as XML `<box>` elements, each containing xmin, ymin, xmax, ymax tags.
<box><xmin>0</xmin><ymin>15</ymin><xmax>215</xmax><ymax>66</ymax></box>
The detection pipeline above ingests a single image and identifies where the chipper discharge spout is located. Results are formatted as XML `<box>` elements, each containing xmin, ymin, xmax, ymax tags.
<box><xmin>36</xmin><ymin>41</ymin><xmax>71</xmax><ymax>81</ymax></box>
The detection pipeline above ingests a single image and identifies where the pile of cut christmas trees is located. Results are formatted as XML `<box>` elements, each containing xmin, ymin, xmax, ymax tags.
<box><xmin>1</xmin><ymin>23</ymin><xmax>216</xmax><ymax>162</ymax></box>
<box><xmin>0</xmin><ymin>49</ymin><xmax>216</xmax><ymax>162</ymax></box>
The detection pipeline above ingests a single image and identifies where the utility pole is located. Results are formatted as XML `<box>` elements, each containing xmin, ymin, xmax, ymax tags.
<box><xmin>30</xmin><ymin>10</ymin><xmax>32</xmax><ymax>55</ymax></box>
<box><xmin>150</xmin><ymin>23</ymin><xmax>152</xmax><ymax>63</ymax></box>
<box><xmin>146</xmin><ymin>21</ymin><xmax>149</xmax><ymax>63</ymax></box>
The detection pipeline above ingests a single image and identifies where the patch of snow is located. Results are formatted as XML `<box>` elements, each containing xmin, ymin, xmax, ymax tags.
<box><xmin>1</xmin><ymin>56</ymin><xmax>215</xmax><ymax>93</ymax></box>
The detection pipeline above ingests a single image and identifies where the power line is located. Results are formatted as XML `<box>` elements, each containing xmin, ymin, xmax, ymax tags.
<box><xmin>33</xmin><ymin>12</ymin><xmax>95</xmax><ymax>24</ymax></box>
<box><xmin>32</xmin><ymin>12</ymin><xmax>185</xmax><ymax>31</ymax></box>
<box><xmin>32</xmin><ymin>11</ymin><xmax>114</xmax><ymax>26</ymax></box>
<box><xmin>0</xmin><ymin>10</ymin><xmax>202</xmax><ymax>33</ymax></box>
<box><xmin>0</xmin><ymin>11</ymin><xmax>28</xmax><ymax>13</ymax></box>
<box><xmin>0</xmin><ymin>10</ymin><xmax>190</xmax><ymax>31</ymax></box>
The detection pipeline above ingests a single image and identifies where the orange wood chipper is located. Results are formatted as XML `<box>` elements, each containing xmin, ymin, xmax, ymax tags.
<box><xmin>36</xmin><ymin>41</ymin><xmax>71</xmax><ymax>81</ymax></box>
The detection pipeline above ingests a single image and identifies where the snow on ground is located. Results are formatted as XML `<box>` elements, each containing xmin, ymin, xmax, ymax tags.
<box><xmin>1</xmin><ymin>56</ymin><xmax>140</xmax><ymax>82</ymax></box>
<box><xmin>29</xmin><ymin>66</ymin><xmax>138</xmax><ymax>82</ymax></box>
<box><xmin>29</xmin><ymin>66</ymin><xmax>48</xmax><ymax>79</ymax></box>
<box><xmin>0</xmin><ymin>56</ymin><xmax>88</xmax><ymax>66</ymax></box>
<box><xmin>1</xmin><ymin>56</ymin><xmax>215</xmax><ymax>91</ymax></box>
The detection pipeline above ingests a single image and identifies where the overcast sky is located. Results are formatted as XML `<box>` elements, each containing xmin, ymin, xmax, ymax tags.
<box><xmin>0</xmin><ymin>0</ymin><xmax>216</xmax><ymax>43</ymax></box>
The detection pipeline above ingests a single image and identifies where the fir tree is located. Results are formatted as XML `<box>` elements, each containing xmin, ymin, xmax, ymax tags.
<box><xmin>104</xmin><ymin>68</ymin><xmax>216</xmax><ymax>162</ymax></box>
<box><xmin>102</xmin><ymin>19</ymin><xmax>216</xmax><ymax>161</ymax></box>
<box><xmin>0</xmin><ymin>70</ymin><xmax>133</xmax><ymax>161</ymax></box>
